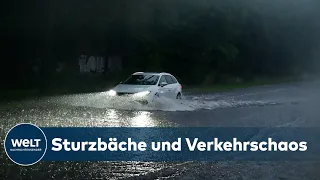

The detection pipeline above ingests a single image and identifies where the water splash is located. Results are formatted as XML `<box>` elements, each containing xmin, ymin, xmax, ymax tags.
<box><xmin>46</xmin><ymin>92</ymin><xmax>280</xmax><ymax>112</ymax></box>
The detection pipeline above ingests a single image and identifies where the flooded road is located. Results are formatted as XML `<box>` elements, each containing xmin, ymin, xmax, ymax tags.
<box><xmin>1</xmin><ymin>80</ymin><xmax>320</xmax><ymax>179</ymax></box>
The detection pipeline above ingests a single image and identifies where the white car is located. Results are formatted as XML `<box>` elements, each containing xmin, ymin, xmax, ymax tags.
<box><xmin>106</xmin><ymin>72</ymin><xmax>182</xmax><ymax>104</ymax></box>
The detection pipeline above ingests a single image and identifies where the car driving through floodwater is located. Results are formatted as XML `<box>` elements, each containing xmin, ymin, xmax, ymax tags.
<box><xmin>106</xmin><ymin>72</ymin><xmax>183</xmax><ymax>105</ymax></box>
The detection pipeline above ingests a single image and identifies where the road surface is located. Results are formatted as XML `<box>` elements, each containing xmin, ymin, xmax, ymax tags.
<box><xmin>1</xmin><ymin>80</ymin><xmax>320</xmax><ymax>179</ymax></box>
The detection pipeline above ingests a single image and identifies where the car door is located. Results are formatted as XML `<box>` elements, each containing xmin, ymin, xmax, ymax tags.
<box><xmin>158</xmin><ymin>76</ymin><xmax>170</xmax><ymax>98</ymax></box>
<box><xmin>169</xmin><ymin>75</ymin><xmax>181</xmax><ymax>97</ymax></box>
<box><xmin>164</xmin><ymin>75</ymin><xmax>176</xmax><ymax>98</ymax></box>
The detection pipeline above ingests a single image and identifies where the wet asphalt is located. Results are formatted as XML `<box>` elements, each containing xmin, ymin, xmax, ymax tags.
<box><xmin>1</xmin><ymin>80</ymin><xmax>320</xmax><ymax>179</ymax></box>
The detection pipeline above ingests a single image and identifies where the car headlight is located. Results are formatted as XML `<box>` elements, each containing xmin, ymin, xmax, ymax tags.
<box><xmin>133</xmin><ymin>91</ymin><xmax>150</xmax><ymax>97</ymax></box>
<box><xmin>107</xmin><ymin>90</ymin><xmax>116</xmax><ymax>96</ymax></box>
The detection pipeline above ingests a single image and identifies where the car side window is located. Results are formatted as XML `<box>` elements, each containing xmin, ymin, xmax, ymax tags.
<box><xmin>159</xmin><ymin>76</ymin><xmax>167</xmax><ymax>85</ymax></box>
<box><xmin>164</xmin><ymin>75</ymin><xmax>174</xmax><ymax>84</ymax></box>
<box><xmin>170</xmin><ymin>76</ymin><xmax>178</xmax><ymax>83</ymax></box>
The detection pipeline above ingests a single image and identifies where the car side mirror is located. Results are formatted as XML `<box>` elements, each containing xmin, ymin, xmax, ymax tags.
<box><xmin>159</xmin><ymin>82</ymin><xmax>168</xmax><ymax>87</ymax></box>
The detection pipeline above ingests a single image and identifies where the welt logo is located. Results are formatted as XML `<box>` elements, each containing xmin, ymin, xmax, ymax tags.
<box><xmin>9</xmin><ymin>138</ymin><xmax>43</xmax><ymax>152</ymax></box>
<box><xmin>5</xmin><ymin>123</ymin><xmax>47</xmax><ymax>166</ymax></box>
<box><xmin>11</xmin><ymin>139</ymin><xmax>41</xmax><ymax>148</ymax></box>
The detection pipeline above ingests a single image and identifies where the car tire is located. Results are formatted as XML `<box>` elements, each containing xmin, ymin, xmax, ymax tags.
<box><xmin>176</xmin><ymin>93</ymin><xmax>182</xmax><ymax>100</ymax></box>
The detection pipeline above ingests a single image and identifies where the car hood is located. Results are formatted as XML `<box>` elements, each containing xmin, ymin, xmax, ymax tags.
<box><xmin>113</xmin><ymin>84</ymin><xmax>154</xmax><ymax>93</ymax></box>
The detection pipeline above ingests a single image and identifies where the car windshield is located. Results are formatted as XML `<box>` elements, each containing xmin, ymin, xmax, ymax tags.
<box><xmin>122</xmin><ymin>74</ymin><xmax>160</xmax><ymax>85</ymax></box>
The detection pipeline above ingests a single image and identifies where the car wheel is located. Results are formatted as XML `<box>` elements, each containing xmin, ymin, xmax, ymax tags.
<box><xmin>176</xmin><ymin>93</ymin><xmax>182</xmax><ymax>100</ymax></box>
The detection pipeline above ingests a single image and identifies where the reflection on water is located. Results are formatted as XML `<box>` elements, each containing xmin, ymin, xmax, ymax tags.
<box><xmin>0</xmin><ymin>90</ymin><xmax>286</xmax><ymax>130</ymax></box>
<box><xmin>130</xmin><ymin>111</ymin><xmax>155</xmax><ymax>127</ymax></box>
<box><xmin>104</xmin><ymin>110</ymin><xmax>159</xmax><ymax>127</ymax></box>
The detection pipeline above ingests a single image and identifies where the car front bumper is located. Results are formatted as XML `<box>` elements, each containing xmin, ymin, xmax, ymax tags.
<box><xmin>112</xmin><ymin>92</ymin><xmax>153</xmax><ymax>105</ymax></box>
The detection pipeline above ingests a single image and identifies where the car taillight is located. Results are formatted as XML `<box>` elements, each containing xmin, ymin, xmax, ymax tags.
<box><xmin>180</xmin><ymin>85</ymin><xmax>182</xmax><ymax>89</ymax></box>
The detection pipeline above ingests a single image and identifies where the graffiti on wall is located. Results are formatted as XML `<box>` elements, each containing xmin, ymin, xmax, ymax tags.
<box><xmin>78</xmin><ymin>54</ymin><xmax>122</xmax><ymax>73</ymax></box>
<box><xmin>78</xmin><ymin>55</ymin><xmax>105</xmax><ymax>73</ymax></box>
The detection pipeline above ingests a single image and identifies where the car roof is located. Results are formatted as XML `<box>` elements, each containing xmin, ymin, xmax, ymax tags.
<box><xmin>132</xmin><ymin>72</ymin><xmax>172</xmax><ymax>76</ymax></box>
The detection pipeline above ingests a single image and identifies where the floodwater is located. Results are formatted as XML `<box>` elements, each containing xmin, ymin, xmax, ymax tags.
<box><xmin>1</xmin><ymin>80</ymin><xmax>320</xmax><ymax>179</ymax></box>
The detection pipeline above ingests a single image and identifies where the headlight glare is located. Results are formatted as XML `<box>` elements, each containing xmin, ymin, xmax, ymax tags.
<box><xmin>107</xmin><ymin>90</ymin><xmax>116</xmax><ymax>96</ymax></box>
